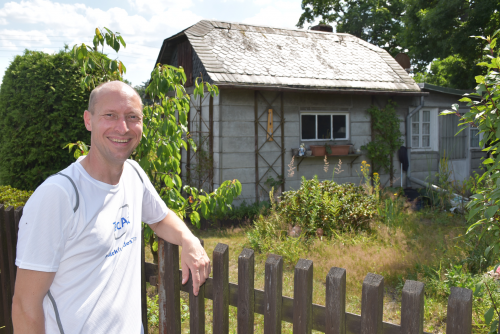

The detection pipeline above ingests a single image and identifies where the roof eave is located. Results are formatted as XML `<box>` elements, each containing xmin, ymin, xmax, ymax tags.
<box><xmin>215</xmin><ymin>83</ymin><xmax>428</xmax><ymax>96</ymax></box>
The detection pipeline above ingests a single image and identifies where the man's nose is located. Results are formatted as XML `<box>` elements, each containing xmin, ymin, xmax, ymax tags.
<box><xmin>114</xmin><ymin>117</ymin><xmax>129</xmax><ymax>134</ymax></box>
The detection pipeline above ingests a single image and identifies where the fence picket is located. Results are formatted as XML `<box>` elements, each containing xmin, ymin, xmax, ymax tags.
<box><xmin>401</xmin><ymin>280</ymin><xmax>424</xmax><ymax>334</ymax></box>
<box><xmin>264</xmin><ymin>254</ymin><xmax>283</xmax><ymax>334</ymax></box>
<box><xmin>14</xmin><ymin>207</ymin><xmax>22</xmax><ymax>240</ymax></box>
<box><xmin>238</xmin><ymin>248</ymin><xmax>255</xmax><ymax>334</ymax></box>
<box><xmin>189</xmin><ymin>239</ymin><xmax>205</xmax><ymax>334</ymax></box>
<box><xmin>360</xmin><ymin>273</ymin><xmax>384</xmax><ymax>334</ymax></box>
<box><xmin>446</xmin><ymin>287</ymin><xmax>472</xmax><ymax>334</ymax></box>
<box><xmin>326</xmin><ymin>267</ymin><xmax>346</xmax><ymax>334</ymax></box>
<box><xmin>159</xmin><ymin>239</ymin><xmax>181</xmax><ymax>334</ymax></box>
<box><xmin>213</xmin><ymin>243</ymin><xmax>229</xmax><ymax>334</ymax></box>
<box><xmin>293</xmin><ymin>259</ymin><xmax>313</xmax><ymax>334</ymax></box>
<box><xmin>0</xmin><ymin>205</ymin><xmax>13</xmax><ymax>334</ymax></box>
<box><xmin>141</xmin><ymin>227</ymin><xmax>148</xmax><ymax>334</ymax></box>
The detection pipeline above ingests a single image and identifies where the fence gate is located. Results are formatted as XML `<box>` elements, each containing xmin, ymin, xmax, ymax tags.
<box><xmin>186</xmin><ymin>93</ymin><xmax>214</xmax><ymax>192</ymax></box>
<box><xmin>254</xmin><ymin>91</ymin><xmax>285</xmax><ymax>202</ymax></box>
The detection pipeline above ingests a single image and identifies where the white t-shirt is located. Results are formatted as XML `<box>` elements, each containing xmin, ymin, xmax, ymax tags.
<box><xmin>16</xmin><ymin>158</ymin><xmax>169</xmax><ymax>334</ymax></box>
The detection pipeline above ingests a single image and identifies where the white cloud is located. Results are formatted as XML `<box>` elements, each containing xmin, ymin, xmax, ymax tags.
<box><xmin>242</xmin><ymin>0</ymin><xmax>304</xmax><ymax>29</ymax></box>
<box><xmin>0</xmin><ymin>0</ymin><xmax>204</xmax><ymax>85</ymax></box>
<box><xmin>127</xmin><ymin>0</ymin><xmax>194</xmax><ymax>13</ymax></box>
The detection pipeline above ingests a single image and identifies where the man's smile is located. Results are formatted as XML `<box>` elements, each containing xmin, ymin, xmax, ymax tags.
<box><xmin>109</xmin><ymin>138</ymin><xmax>131</xmax><ymax>143</ymax></box>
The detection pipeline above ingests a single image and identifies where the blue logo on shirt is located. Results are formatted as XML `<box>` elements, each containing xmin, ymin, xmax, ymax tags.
<box><xmin>113</xmin><ymin>217</ymin><xmax>130</xmax><ymax>231</ymax></box>
<box><xmin>114</xmin><ymin>204</ymin><xmax>130</xmax><ymax>239</ymax></box>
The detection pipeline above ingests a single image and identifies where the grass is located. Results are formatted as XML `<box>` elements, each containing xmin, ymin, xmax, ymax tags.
<box><xmin>146</xmin><ymin>207</ymin><xmax>472</xmax><ymax>334</ymax></box>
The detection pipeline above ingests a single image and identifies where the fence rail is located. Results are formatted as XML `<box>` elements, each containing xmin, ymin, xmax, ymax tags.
<box><xmin>0</xmin><ymin>204</ymin><xmax>477</xmax><ymax>333</ymax></box>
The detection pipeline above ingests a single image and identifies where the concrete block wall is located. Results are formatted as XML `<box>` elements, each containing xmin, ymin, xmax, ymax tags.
<box><xmin>409</xmin><ymin>151</ymin><xmax>439</xmax><ymax>185</ymax></box>
<box><xmin>470</xmin><ymin>149</ymin><xmax>486</xmax><ymax>175</ymax></box>
<box><xmin>212</xmin><ymin>90</ymin><xmax>418</xmax><ymax>204</ymax></box>
<box><xmin>180</xmin><ymin>89</ymin><xmax>425</xmax><ymax>204</ymax></box>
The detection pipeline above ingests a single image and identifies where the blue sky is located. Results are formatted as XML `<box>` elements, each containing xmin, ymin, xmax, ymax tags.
<box><xmin>0</xmin><ymin>0</ymin><xmax>319</xmax><ymax>86</ymax></box>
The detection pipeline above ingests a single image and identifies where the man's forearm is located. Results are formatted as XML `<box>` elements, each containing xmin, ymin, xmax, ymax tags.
<box><xmin>149</xmin><ymin>211</ymin><xmax>196</xmax><ymax>246</ymax></box>
<box><xmin>12</xmin><ymin>268</ymin><xmax>56</xmax><ymax>334</ymax></box>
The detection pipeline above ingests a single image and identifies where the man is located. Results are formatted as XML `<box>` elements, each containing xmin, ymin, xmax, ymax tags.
<box><xmin>12</xmin><ymin>81</ymin><xmax>210</xmax><ymax>333</ymax></box>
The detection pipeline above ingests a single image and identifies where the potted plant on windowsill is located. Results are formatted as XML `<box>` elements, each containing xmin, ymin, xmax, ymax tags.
<box><xmin>310</xmin><ymin>142</ymin><xmax>352</xmax><ymax>156</ymax></box>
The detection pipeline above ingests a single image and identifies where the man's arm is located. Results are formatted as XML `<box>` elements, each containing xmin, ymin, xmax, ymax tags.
<box><xmin>149</xmin><ymin>211</ymin><xmax>210</xmax><ymax>296</ymax></box>
<box><xmin>12</xmin><ymin>268</ymin><xmax>56</xmax><ymax>334</ymax></box>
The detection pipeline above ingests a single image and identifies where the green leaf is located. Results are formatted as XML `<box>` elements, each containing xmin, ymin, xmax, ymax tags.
<box><xmin>485</xmin><ymin>205</ymin><xmax>499</xmax><ymax>219</ymax></box>
<box><xmin>484</xmin><ymin>307</ymin><xmax>494</xmax><ymax>325</ymax></box>
<box><xmin>189</xmin><ymin>211</ymin><xmax>200</xmax><ymax>229</ymax></box>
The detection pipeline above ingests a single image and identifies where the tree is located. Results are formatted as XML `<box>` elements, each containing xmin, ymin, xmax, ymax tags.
<box><xmin>0</xmin><ymin>50</ymin><xmax>91</xmax><ymax>190</ymax></box>
<box><xmin>297</xmin><ymin>0</ymin><xmax>405</xmax><ymax>57</ymax></box>
<box><xmin>298</xmin><ymin>0</ymin><xmax>500</xmax><ymax>89</ymax></box>
<box><xmin>70</xmin><ymin>28</ymin><xmax>242</xmax><ymax>262</ymax></box>
<box><xmin>413</xmin><ymin>55</ymin><xmax>476</xmax><ymax>89</ymax></box>
<box><xmin>361</xmin><ymin>101</ymin><xmax>404</xmax><ymax>186</ymax></box>
<box><xmin>444</xmin><ymin>29</ymin><xmax>500</xmax><ymax>332</ymax></box>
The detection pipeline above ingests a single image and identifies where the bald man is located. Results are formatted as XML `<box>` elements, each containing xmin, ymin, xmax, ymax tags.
<box><xmin>12</xmin><ymin>81</ymin><xmax>210</xmax><ymax>334</ymax></box>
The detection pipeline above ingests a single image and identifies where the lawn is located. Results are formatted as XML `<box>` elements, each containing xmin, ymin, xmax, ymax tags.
<box><xmin>146</xmin><ymin>208</ymin><xmax>474</xmax><ymax>334</ymax></box>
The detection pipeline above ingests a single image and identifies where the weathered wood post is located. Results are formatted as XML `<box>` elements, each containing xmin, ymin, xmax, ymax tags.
<box><xmin>293</xmin><ymin>259</ymin><xmax>313</xmax><ymax>334</ymax></box>
<box><xmin>4</xmin><ymin>206</ymin><xmax>17</xmax><ymax>294</ymax></box>
<box><xmin>326</xmin><ymin>267</ymin><xmax>346</xmax><ymax>334</ymax></box>
<box><xmin>238</xmin><ymin>248</ymin><xmax>255</xmax><ymax>334</ymax></box>
<box><xmin>14</xmin><ymin>207</ymin><xmax>23</xmax><ymax>240</ymax></box>
<box><xmin>213</xmin><ymin>243</ymin><xmax>229</xmax><ymax>334</ymax></box>
<box><xmin>158</xmin><ymin>239</ymin><xmax>181</xmax><ymax>334</ymax></box>
<box><xmin>141</xmin><ymin>227</ymin><xmax>148</xmax><ymax>334</ymax></box>
<box><xmin>0</xmin><ymin>204</ymin><xmax>13</xmax><ymax>334</ymax></box>
<box><xmin>189</xmin><ymin>239</ymin><xmax>205</xmax><ymax>334</ymax></box>
<box><xmin>446</xmin><ymin>287</ymin><xmax>472</xmax><ymax>334</ymax></box>
<box><xmin>264</xmin><ymin>254</ymin><xmax>283</xmax><ymax>334</ymax></box>
<box><xmin>360</xmin><ymin>273</ymin><xmax>384</xmax><ymax>334</ymax></box>
<box><xmin>401</xmin><ymin>280</ymin><xmax>425</xmax><ymax>334</ymax></box>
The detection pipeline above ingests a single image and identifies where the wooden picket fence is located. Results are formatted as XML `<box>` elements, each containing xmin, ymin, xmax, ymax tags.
<box><xmin>1</xmin><ymin>204</ymin><xmax>475</xmax><ymax>333</ymax></box>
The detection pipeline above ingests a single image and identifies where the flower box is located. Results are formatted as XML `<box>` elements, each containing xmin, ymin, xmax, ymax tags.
<box><xmin>310</xmin><ymin>145</ymin><xmax>352</xmax><ymax>156</ymax></box>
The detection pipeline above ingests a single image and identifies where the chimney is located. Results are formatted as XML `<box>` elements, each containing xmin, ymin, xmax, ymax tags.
<box><xmin>311</xmin><ymin>24</ymin><xmax>333</xmax><ymax>33</ymax></box>
<box><xmin>395</xmin><ymin>53</ymin><xmax>411</xmax><ymax>73</ymax></box>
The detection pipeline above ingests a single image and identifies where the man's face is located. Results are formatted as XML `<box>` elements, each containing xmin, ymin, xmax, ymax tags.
<box><xmin>84</xmin><ymin>85</ymin><xmax>143</xmax><ymax>166</ymax></box>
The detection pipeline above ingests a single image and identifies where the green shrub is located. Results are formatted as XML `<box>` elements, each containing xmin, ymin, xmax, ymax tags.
<box><xmin>0</xmin><ymin>50</ymin><xmax>91</xmax><ymax>190</ymax></box>
<box><xmin>276</xmin><ymin>176</ymin><xmax>377</xmax><ymax>236</ymax></box>
<box><xmin>0</xmin><ymin>185</ymin><xmax>33</xmax><ymax>208</ymax></box>
<box><xmin>247</xmin><ymin>210</ymin><xmax>307</xmax><ymax>265</ymax></box>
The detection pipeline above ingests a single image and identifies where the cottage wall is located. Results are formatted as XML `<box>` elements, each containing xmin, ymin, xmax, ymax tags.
<box><xmin>208</xmin><ymin>89</ymin><xmax>415</xmax><ymax>204</ymax></box>
<box><xmin>413</xmin><ymin>90</ymin><xmax>486</xmax><ymax>185</ymax></box>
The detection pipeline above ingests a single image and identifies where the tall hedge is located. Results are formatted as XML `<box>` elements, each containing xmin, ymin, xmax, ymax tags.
<box><xmin>0</xmin><ymin>50</ymin><xmax>91</xmax><ymax>190</ymax></box>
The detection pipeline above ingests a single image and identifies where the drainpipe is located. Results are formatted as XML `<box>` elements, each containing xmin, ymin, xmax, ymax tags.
<box><xmin>406</xmin><ymin>96</ymin><xmax>425</xmax><ymax>188</ymax></box>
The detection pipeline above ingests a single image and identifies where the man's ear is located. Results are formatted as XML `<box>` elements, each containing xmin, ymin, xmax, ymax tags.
<box><xmin>83</xmin><ymin>110</ymin><xmax>92</xmax><ymax>131</ymax></box>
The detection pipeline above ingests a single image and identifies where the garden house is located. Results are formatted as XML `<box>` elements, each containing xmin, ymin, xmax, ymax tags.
<box><xmin>154</xmin><ymin>20</ymin><xmax>470</xmax><ymax>204</ymax></box>
<box><xmin>407</xmin><ymin>83</ymin><xmax>484</xmax><ymax>186</ymax></box>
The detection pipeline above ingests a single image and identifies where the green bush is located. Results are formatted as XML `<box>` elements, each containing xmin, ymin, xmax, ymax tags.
<box><xmin>0</xmin><ymin>185</ymin><xmax>33</xmax><ymax>208</ymax></box>
<box><xmin>276</xmin><ymin>176</ymin><xmax>377</xmax><ymax>236</ymax></box>
<box><xmin>0</xmin><ymin>50</ymin><xmax>91</xmax><ymax>190</ymax></box>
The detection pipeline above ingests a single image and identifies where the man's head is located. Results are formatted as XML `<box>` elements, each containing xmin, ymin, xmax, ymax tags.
<box><xmin>87</xmin><ymin>81</ymin><xmax>143</xmax><ymax>114</ymax></box>
<box><xmin>83</xmin><ymin>81</ymin><xmax>143</xmax><ymax>166</ymax></box>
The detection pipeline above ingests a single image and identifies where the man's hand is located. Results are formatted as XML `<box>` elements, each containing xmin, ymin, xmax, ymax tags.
<box><xmin>150</xmin><ymin>211</ymin><xmax>211</xmax><ymax>296</ymax></box>
<box><xmin>180</xmin><ymin>235</ymin><xmax>211</xmax><ymax>295</ymax></box>
<box><xmin>12</xmin><ymin>268</ymin><xmax>56</xmax><ymax>333</ymax></box>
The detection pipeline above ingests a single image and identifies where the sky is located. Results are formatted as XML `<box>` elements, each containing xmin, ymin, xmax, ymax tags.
<box><xmin>0</xmin><ymin>0</ymin><xmax>320</xmax><ymax>86</ymax></box>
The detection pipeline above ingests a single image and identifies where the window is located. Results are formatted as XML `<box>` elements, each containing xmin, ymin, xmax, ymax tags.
<box><xmin>470</xmin><ymin>127</ymin><xmax>480</xmax><ymax>148</ymax></box>
<box><xmin>300</xmin><ymin>113</ymin><xmax>349</xmax><ymax>140</ymax></box>
<box><xmin>411</xmin><ymin>110</ymin><xmax>431</xmax><ymax>148</ymax></box>
<box><xmin>440</xmin><ymin>113</ymin><xmax>466</xmax><ymax>159</ymax></box>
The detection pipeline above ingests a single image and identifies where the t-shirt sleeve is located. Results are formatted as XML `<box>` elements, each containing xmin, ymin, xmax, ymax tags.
<box><xmin>15</xmin><ymin>183</ymin><xmax>75</xmax><ymax>272</ymax></box>
<box><xmin>139</xmin><ymin>167</ymin><xmax>169</xmax><ymax>225</ymax></box>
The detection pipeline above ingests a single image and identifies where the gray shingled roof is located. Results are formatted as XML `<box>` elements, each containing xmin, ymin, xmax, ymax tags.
<box><xmin>161</xmin><ymin>20</ymin><xmax>421</xmax><ymax>92</ymax></box>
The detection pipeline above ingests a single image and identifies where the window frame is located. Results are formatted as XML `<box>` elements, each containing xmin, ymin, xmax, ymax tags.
<box><xmin>410</xmin><ymin>108</ymin><xmax>439</xmax><ymax>152</ymax></box>
<box><xmin>299</xmin><ymin>112</ymin><xmax>350</xmax><ymax>141</ymax></box>
<box><xmin>470</xmin><ymin>127</ymin><xmax>482</xmax><ymax>148</ymax></box>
